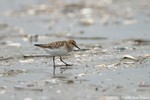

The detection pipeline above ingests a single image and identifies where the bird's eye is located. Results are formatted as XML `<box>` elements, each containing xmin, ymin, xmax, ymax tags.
<box><xmin>72</xmin><ymin>42</ymin><xmax>75</xmax><ymax>45</ymax></box>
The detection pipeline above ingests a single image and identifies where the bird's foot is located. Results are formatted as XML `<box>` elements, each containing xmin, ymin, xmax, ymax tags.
<box><xmin>65</xmin><ymin>64</ymin><xmax>73</xmax><ymax>66</ymax></box>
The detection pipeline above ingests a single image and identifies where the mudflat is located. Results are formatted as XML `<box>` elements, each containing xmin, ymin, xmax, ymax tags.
<box><xmin>0</xmin><ymin>0</ymin><xmax>150</xmax><ymax>100</ymax></box>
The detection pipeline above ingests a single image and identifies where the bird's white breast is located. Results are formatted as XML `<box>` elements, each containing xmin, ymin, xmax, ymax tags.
<box><xmin>43</xmin><ymin>46</ymin><xmax>70</xmax><ymax>56</ymax></box>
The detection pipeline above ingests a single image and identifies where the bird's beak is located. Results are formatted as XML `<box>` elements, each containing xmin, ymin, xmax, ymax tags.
<box><xmin>75</xmin><ymin>44</ymin><xmax>81</xmax><ymax>50</ymax></box>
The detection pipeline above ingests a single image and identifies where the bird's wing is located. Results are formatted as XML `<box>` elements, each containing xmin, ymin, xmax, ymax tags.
<box><xmin>34</xmin><ymin>41</ymin><xmax>67</xmax><ymax>49</ymax></box>
<box><xmin>47</xmin><ymin>41</ymin><xmax>66</xmax><ymax>49</ymax></box>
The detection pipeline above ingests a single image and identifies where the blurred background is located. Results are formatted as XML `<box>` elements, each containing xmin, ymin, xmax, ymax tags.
<box><xmin>0</xmin><ymin>0</ymin><xmax>150</xmax><ymax>43</ymax></box>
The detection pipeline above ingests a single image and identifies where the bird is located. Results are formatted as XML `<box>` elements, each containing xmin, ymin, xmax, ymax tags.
<box><xmin>34</xmin><ymin>39</ymin><xmax>81</xmax><ymax>75</ymax></box>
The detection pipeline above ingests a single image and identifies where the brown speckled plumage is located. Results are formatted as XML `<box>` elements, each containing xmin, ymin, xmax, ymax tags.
<box><xmin>34</xmin><ymin>41</ymin><xmax>67</xmax><ymax>49</ymax></box>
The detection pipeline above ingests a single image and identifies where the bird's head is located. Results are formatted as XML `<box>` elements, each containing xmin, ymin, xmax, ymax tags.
<box><xmin>68</xmin><ymin>39</ymin><xmax>81</xmax><ymax>50</ymax></box>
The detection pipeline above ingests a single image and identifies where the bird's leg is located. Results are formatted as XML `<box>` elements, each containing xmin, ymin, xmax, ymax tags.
<box><xmin>53</xmin><ymin>56</ymin><xmax>56</xmax><ymax>75</ymax></box>
<box><xmin>59</xmin><ymin>56</ymin><xmax>73</xmax><ymax>66</ymax></box>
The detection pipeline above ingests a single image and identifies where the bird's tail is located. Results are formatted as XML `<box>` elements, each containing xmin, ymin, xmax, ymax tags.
<box><xmin>34</xmin><ymin>44</ymin><xmax>47</xmax><ymax>48</ymax></box>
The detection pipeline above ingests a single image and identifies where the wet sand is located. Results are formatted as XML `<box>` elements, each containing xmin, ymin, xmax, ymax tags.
<box><xmin>0</xmin><ymin>0</ymin><xmax>150</xmax><ymax>100</ymax></box>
